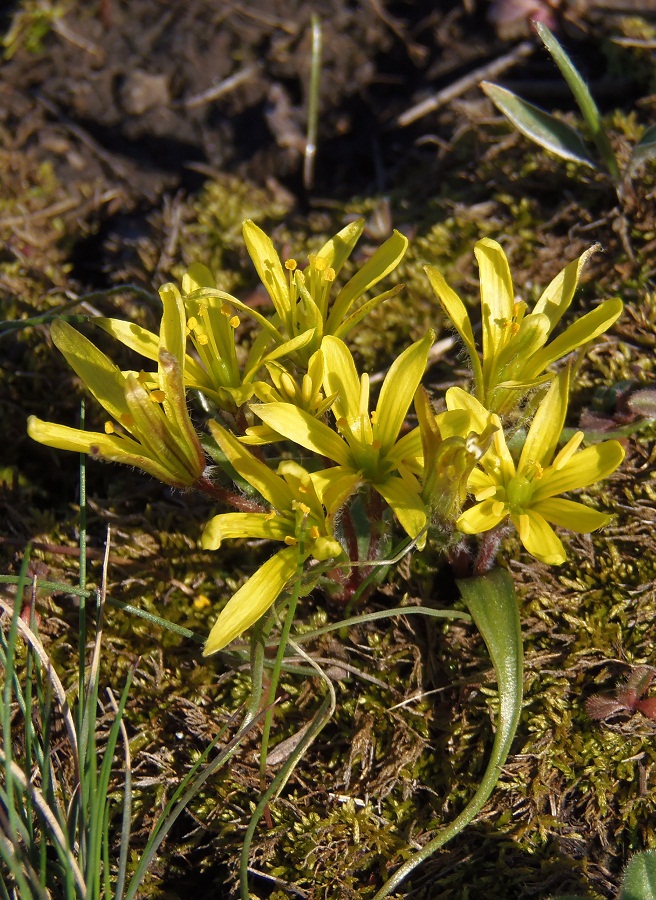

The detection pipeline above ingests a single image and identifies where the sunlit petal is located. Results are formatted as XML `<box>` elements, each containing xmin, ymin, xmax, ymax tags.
<box><xmin>375</xmin><ymin>332</ymin><xmax>432</xmax><ymax>455</ymax></box>
<box><xmin>511</xmin><ymin>509</ymin><xmax>565</xmax><ymax>565</ymax></box>
<box><xmin>532</xmin><ymin>498</ymin><xmax>611</xmax><ymax>532</ymax></box>
<box><xmin>375</xmin><ymin>475</ymin><xmax>426</xmax><ymax>539</ymax></box>
<box><xmin>519</xmin><ymin>367</ymin><xmax>569</xmax><ymax>471</ymax></box>
<box><xmin>254</xmin><ymin>402</ymin><xmax>352</xmax><ymax>466</ymax></box>
<box><xmin>201</xmin><ymin>513</ymin><xmax>292</xmax><ymax>550</ymax></box>
<box><xmin>531</xmin><ymin>441</ymin><xmax>624</xmax><ymax>501</ymax></box>
<box><xmin>203</xmin><ymin>546</ymin><xmax>300</xmax><ymax>655</ymax></box>
<box><xmin>457</xmin><ymin>499</ymin><xmax>507</xmax><ymax>534</ymax></box>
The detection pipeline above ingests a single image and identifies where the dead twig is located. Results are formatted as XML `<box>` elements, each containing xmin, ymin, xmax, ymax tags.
<box><xmin>397</xmin><ymin>40</ymin><xmax>535</xmax><ymax>127</ymax></box>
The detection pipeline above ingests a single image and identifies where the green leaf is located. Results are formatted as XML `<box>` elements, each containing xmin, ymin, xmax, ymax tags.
<box><xmin>481</xmin><ymin>82</ymin><xmax>596</xmax><ymax>169</ymax></box>
<box><xmin>535</xmin><ymin>22</ymin><xmax>619</xmax><ymax>179</ymax></box>
<box><xmin>620</xmin><ymin>849</ymin><xmax>656</xmax><ymax>900</ymax></box>
<box><xmin>373</xmin><ymin>568</ymin><xmax>523</xmax><ymax>899</ymax></box>
<box><xmin>628</xmin><ymin>124</ymin><xmax>656</xmax><ymax>175</ymax></box>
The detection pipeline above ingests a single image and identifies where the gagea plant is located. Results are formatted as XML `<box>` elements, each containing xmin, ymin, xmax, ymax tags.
<box><xmin>26</xmin><ymin>219</ymin><xmax>625</xmax><ymax>897</ymax></box>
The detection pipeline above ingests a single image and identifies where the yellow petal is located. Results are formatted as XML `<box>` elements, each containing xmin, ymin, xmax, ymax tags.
<box><xmin>457</xmin><ymin>499</ymin><xmax>507</xmax><ymax>535</ymax></box>
<box><xmin>474</xmin><ymin>238</ymin><xmax>515</xmax><ymax>387</ymax></box>
<box><xmin>425</xmin><ymin>266</ymin><xmax>484</xmax><ymax>394</ymax></box>
<box><xmin>203</xmin><ymin>546</ymin><xmax>300</xmax><ymax>655</ymax></box>
<box><xmin>375</xmin><ymin>331</ymin><xmax>433</xmax><ymax>455</ymax></box>
<box><xmin>532</xmin><ymin>498</ymin><xmax>611</xmax><ymax>532</ymax></box>
<box><xmin>532</xmin><ymin>440</ymin><xmax>625</xmax><ymax>501</ymax></box>
<box><xmin>527</xmin><ymin>298</ymin><xmax>623</xmax><ymax>376</ymax></box>
<box><xmin>374</xmin><ymin>475</ymin><xmax>426</xmax><ymax>539</ymax></box>
<box><xmin>51</xmin><ymin>320</ymin><xmax>130</xmax><ymax>423</ymax></box>
<box><xmin>242</xmin><ymin>220</ymin><xmax>290</xmax><ymax>327</ymax></box>
<box><xmin>208</xmin><ymin>420</ymin><xmax>294</xmax><ymax>510</ymax></box>
<box><xmin>532</xmin><ymin>244</ymin><xmax>598</xmax><ymax>331</ymax></box>
<box><xmin>316</xmin><ymin>219</ymin><xmax>364</xmax><ymax>275</ymax></box>
<box><xmin>326</xmin><ymin>230</ymin><xmax>408</xmax><ymax>333</ymax></box>
<box><xmin>201</xmin><ymin>513</ymin><xmax>292</xmax><ymax>550</ymax></box>
<box><xmin>321</xmin><ymin>335</ymin><xmax>361</xmax><ymax>424</ymax></box>
<box><xmin>254</xmin><ymin>402</ymin><xmax>352</xmax><ymax>467</ymax></box>
<box><xmin>519</xmin><ymin>367</ymin><xmax>569</xmax><ymax>472</ymax></box>
<box><xmin>511</xmin><ymin>510</ymin><xmax>565</xmax><ymax>565</ymax></box>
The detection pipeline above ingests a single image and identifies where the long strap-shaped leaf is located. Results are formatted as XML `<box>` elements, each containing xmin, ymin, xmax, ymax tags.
<box><xmin>373</xmin><ymin>568</ymin><xmax>523</xmax><ymax>898</ymax></box>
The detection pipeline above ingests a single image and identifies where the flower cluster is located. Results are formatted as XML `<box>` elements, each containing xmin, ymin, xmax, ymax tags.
<box><xmin>29</xmin><ymin>224</ymin><xmax>625</xmax><ymax>653</ymax></box>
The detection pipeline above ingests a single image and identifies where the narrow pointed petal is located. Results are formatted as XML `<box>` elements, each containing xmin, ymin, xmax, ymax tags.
<box><xmin>208</xmin><ymin>420</ymin><xmax>293</xmax><ymax>510</ymax></box>
<box><xmin>520</xmin><ymin>367</ymin><xmax>569</xmax><ymax>471</ymax></box>
<box><xmin>512</xmin><ymin>510</ymin><xmax>565</xmax><ymax>565</ymax></box>
<box><xmin>531</xmin><ymin>441</ymin><xmax>624</xmax><ymax>501</ymax></box>
<box><xmin>158</xmin><ymin>283</ymin><xmax>186</xmax><ymax>365</ymax></box>
<box><xmin>95</xmin><ymin>318</ymin><xmax>159</xmax><ymax>361</ymax></box>
<box><xmin>326</xmin><ymin>230</ymin><xmax>408</xmax><ymax>333</ymax></box>
<box><xmin>203</xmin><ymin>546</ymin><xmax>300</xmax><ymax>655</ymax></box>
<box><xmin>321</xmin><ymin>335</ymin><xmax>361</xmax><ymax>423</ymax></box>
<box><xmin>532</xmin><ymin>497</ymin><xmax>611</xmax><ymax>532</ymax></box>
<box><xmin>309</xmin><ymin>467</ymin><xmax>361</xmax><ymax>516</ymax></box>
<box><xmin>26</xmin><ymin>417</ymin><xmax>186</xmax><ymax>485</ymax></box>
<box><xmin>375</xmin><ymin>332</ymin><xmax>432</xmax><ymax>455</ymax></box>
<box><xmin>424</xmin><ymin>266</ymin><xmax>483</xmax><ymax>390</ymax></box>
<box><xmin>532</xmin><ymin>245</ymin><xmax>598</xmax><ymax>332</ymax></box>
<box><xmin>182</xmin><ymin>261</ymin><xmax>214</xmax><ymax>293</ymax></box>
<box><xmin>527</xmin><ymin>298</ymin><xmax>623</xmax><ymax>376</ymax></box>
<box><xmin>375</xmin><ymin>475</ymin><xmax>426</xmax><ymax>539</ymax></box>
<box><xmin>158</xmin><ymin>350</ymin><xmax>205</xmax><ymax>477</ymax></box>
<box><xmin>474</xmin><ymin>238</ymin><xmax>515</xmax><ymax>385</ymax></box>
<box><xmin>201</xmin><ymin>513</ymin><xmax>291</xmax><ymax>550</ymax></box>
<box><xmin>51</xmin><ymin>320</ymin><xmax>130</xmax><ymax>422</ymax></box>
<box><xmin>316</xmin><ymin>219</ymin><xmax>364</xmax><ymax>276</ymax></box>
<box><xmin>457</xmin><ymin>499</ymin><xmax>507</xmax><ymax>534</ymax></box>
<box><xmin>445</xmin><ymin>387</ymin><xmax>492</xmax><ymax>434</ymax></box>
<box><xmin>242</xmin><ymin>220</ymin><xmax>290</xmax><ymax>326</ymax></box>
<box><xmin>254</xmin><ymin>402</ymin><xmax>352</xmax><ymax>467</ymax></box>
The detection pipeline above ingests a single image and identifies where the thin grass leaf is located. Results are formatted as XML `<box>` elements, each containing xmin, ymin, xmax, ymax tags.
<box><xmin>373</xmin><ymin>568</ymin><xmax>523</xmax><ymax>898</ymax></box>
<box><xmin>481</xmin><ymin>81</ymin><xmax>596</xmax><ymax>168</ymax></box>
<box><xmin>535</xmin><ymin>22</ymin><xmax>619</xmax><ymax>179</ymax></box>
<box><xmin>124</xmin><ymin>706</ymin><xmax>268</xmax><ymax>900</ymax></box>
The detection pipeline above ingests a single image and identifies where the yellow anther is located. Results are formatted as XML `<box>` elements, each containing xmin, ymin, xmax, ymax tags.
<box><xmin>196</xmin><ymin>333</ymin><xmax>209</xmax><ymax>345</ymax></box>
<box><xmin>293</xmin><ymin>501</ymin><xmax>311</xmax><ymax>514</ymax></box>
<box><xmin>285</xmin><ymin>258</ymin><xmax>297</xmax><ymax>271</ymax></box>
<box><xmin>104</xmin><ymin>421</ymin><xmax>115</xmax><ymax>434</ymax></box>
<box><xmin>284</xmin><ymin>536</ymin><xmax>298</xmax><ymax>546</ymax></box>
<box><xmin>370</xmin><ymin>410</ymin><xmax>378</xmax><ymax>425</ymax></box>
<box><xmin>229</xmin><ymin>315</ymin><xmax>240</xmax><ymax>328</ymax></box>
<box><xmin>119</xmin><ymin>414</ymin><xmax>135</xmax><ymax>428</ymax></box>
<box><xmin>309</xmin><ymin>525</ymin><xmax>320</xmax><ymax>540</ymax></box>
<box><xmin>323</xmin><ymin>266</ymin><xmax>335</xmax><ymax>283</ymax></box>
<box><xmin>265</xmin><ymin>510</ymin><xmax>277</xmax><ymax>520</ymax></box>
<box><xmin>336</xmin><ymin>416</ymin><xmax>348</xmax><ymax>429</ymax></box>
<box><xmin>150</xmin><ymin>390</ymin><xmax>166</xmax><ymax>403</ymax></box>
<box><xmin>313</xmin><ymin>256</ymin><xmax>327</xmax><ymax>272</ymax></box>
<box><xmin>534</xmin><ymin>462</ymin><xmax>544</xmax><ymax>479</ymax></box>
<box><xmin>138</xmin><ymin>370</ymin><xmax>150</xmax><ymax>385</ymax></box>
<box><xmin>510</xmin><ymin>322</ymin><xmax>520</xmax><ymax>336</ymax></box>
<box><xmin>193</xmin><ymin>594</ymin><xmax>211</xmax><ymax>611</ymax></box>
<box><xmin>187</xmin><ymin>316</ymin><xmax>198</xmax><ymax>330</ymax></box>
<box><xmin>372</xmin><ymin>439</ymin><xmax>382</xmax><ymax>450</ymax></box>
<box><xmin>221</xmin><ymin>303</ymin><xmax>232</xmax><ymax>317</ymax></box>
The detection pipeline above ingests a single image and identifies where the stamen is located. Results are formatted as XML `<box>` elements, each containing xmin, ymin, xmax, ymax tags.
<box><xmin>285</xmin><ymin>259</ymin><xmax>297</xmax><ymax>271</ymax></box>
<box><xmin>104</xmin><ymin>421</ymin><xmax>115</xmax><ymax>434</ymax></box>
<box><xmin>229</xmin><ymin>315</ymin><xmax>240</xmax><ymax>329</ymax></box>
<box><xmin>284</xmin><ymin>536</ymin><xmax>298</xmax><ymax>546</ymax></box>
<box><xmin>309</xmin><ymin>525</ymin><xmax>320</xmax><ymax>540</ymax></box>
<box><xmin>150</xmin><ymin>390</ymin><xmax>166</xmax><ymax>403</ymax></box>
<box><xmin>323</xmin><ymin>266</ymin><xmax>335</xmax><ymax>283</ymax></box>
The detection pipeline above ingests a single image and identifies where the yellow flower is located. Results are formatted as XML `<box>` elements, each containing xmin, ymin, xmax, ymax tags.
<box><xmin>252</xmin><ymin>333</ymin><xmax>433</xmax><ymax>542</ymax></box>
<box><xmin>453</xmin><ymin>368</ymin><xmax>625</xmax><ymax>564</ymax></box>
<box><xmin>96</xmin><ymin>264</ymin><xmax>313</xmax><ymax>413</ymax></box>
<box><xmin>426</xmin><ymin>239</ymin><xmax>623</xmax><ymax>415</ymax></box>
<box><xmin>27</xmin><ymin>286</ymin><xmax>205</xmax><ymax>488</ymax></box>
<box><xmin>201</xmin><ymin>422</ymin><xmax>348</xmax><ymax>654</ymax></box>
<box><xmin>240</xmin><ymin>218</ymin><xmax>408</xmax><ymax>366</ymax></box>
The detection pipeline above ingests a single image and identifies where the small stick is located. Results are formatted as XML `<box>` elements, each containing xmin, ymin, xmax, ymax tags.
<box><xmin>182</xmin><ymin>64</ymin><xmax>260</xmax><ymax>110</ymax></box>
<box><xmin>303</xmin><ymin>14</ymin><xmax>322</xmax><ymax>191</ymax></box>
<box><xmin>397</xmin><ymin>40</ymin><xmax>535</xmax><ymax>127</ymax></box>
